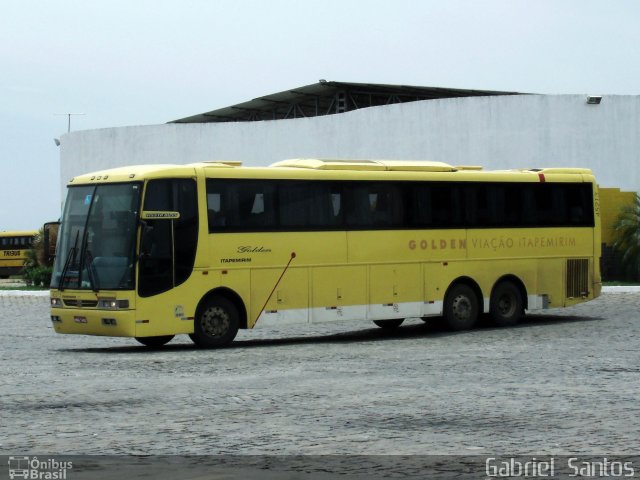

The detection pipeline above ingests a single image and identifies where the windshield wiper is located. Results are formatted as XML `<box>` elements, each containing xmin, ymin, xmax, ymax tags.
<box><xmin>78</xmin><ymin>228</ymin><xmax>99</xmax><ymax>293</ymax></box>
<box><xmin>58</xmin><ymin>230</ymin><xmax>79</xmax><ymax>292</ymax></box>
<box><xmin>83</xmin><ymin>249</ymin><xmax>99</xmax><ymax>293</ymax></box>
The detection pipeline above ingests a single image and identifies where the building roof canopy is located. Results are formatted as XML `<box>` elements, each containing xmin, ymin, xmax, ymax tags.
<box><xmin>170</xmin><ymin>81</ymin><xmax>521</xmax><ymax>123</ymax></box>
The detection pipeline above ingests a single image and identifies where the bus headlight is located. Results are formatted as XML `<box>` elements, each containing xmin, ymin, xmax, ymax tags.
<box><xmin>97</xmin><ymin>299</ymin><xmax>130</xmax><ymax>310</ymax></box>
<box><xmin>50</xmin><ymin>297</ymin><xmax>62</xmax><ymax>307</ymax></box>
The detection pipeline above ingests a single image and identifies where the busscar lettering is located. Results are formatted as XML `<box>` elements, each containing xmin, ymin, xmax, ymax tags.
<box><xmin>144</xmin><ymin>212</ymin><xmax>179</xmax><ymax>219</ymax></box>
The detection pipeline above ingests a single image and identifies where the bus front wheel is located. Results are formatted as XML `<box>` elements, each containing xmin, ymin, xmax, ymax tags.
<box><xmin>135</xmin><ymin>335</ymin><xmax>174</xmax><ymax>347</ymax></box>
<box><xmin>190</xmin><ymin>296</ymin><xmax>239</xmax><ymax>348</ymax></box>
<box><xmin>490</xmin><ymin>281</ymin><xmax>523</xmax><ymax>327</ymax></box>
<box><xmin>443</xmin><ymin>284</ymin><xmax>479</xmax><ymax>331</ymax></box>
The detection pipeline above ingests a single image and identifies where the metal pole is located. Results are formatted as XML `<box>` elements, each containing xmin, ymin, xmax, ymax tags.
<box><xmin>54</xmin><ymin>113</ymin><xmax>85</xmax><ymax>132</ymax></box>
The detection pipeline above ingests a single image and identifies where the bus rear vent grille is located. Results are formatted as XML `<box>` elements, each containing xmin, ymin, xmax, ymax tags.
<box><xmin>566</xmin><ymin>259</ymin><xmax>589</xmax><ymax>298</ymax></box>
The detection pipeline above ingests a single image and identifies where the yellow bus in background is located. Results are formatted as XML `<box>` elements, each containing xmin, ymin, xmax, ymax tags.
<box><xmin>0</xmin><ymin>231</ymin><xmax>37</xmax><ymax>278</ymax></box>
<box><xmin>49</xmin><ymin>159</ymin><xmax>601</xmax><ymax>347</ymax></box>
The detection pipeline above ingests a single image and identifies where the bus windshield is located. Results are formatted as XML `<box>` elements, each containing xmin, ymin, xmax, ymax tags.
<box><xmin>51</xmin><ymin>183</ymin><xmax>141</xmax><ymax>291</ymax></box>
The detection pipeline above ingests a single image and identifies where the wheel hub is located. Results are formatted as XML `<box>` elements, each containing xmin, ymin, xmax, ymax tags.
<box><xmin>498</xmin><ymin>294</ymin><xmax>516</xmax><ymax>316</ymax></box>
<box><xmin>202</xmin><ymin>306</ymin><xmax>230</xmax><ymax>337</ymax></box>
<box><xmin>452</xmin><ymin>295</ymin><xmax>471</xmax><ymax>320</ymax></box>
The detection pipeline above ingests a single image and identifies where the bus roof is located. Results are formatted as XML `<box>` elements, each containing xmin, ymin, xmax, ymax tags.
<box><xmin>0</xmin><ymin>230</ymin><xmax>38</xmax><ymax>237</ymax></box>
<box><xmin>66</xmin><ymin>159</ymin><xmax>595</xmax><ymax>186</ymax></box>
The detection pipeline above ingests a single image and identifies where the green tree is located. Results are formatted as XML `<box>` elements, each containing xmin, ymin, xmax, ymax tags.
<box><xmin>612</xmin><ymin>193</ymin><xmax>640</xmax><ymax>280</ymax></box>
<box><xmin>23</xmin><ymin>227</ymin><xmax>54</xmax><ymax>287</ymax></box>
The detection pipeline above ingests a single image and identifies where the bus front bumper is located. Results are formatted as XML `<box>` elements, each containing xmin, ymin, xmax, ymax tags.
<box><xmin>50</xmin><ymin>308</ymin><xmax>137</xmax><ymax>337</ymax></box>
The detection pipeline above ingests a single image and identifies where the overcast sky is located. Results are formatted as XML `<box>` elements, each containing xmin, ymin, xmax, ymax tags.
<box><xmin>1</xmin><ymin>0</ymin><xmax>639</xmax><ymax>230</ymax></box>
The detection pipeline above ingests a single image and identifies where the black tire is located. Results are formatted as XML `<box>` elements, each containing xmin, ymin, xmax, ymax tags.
<box><xmin>443</xmin><ymin>283</ymin><xmax>479</xmax><ymax>331</ymax></box>
<box><xmin>190</xmin><ymin>296</ymin><xmax>239</xmax><ymax>348</ymax></box>
<box><xmin>135</xmin><ymin>335</ymin><xmax>174</xmax><ymax>347</ymax></box>
<box><xmin>490</xmin><ymin>281</ymin><xmax>523</xmax><ymax>327</ymax></box>
<box><xmin>373</xmin><ymin>319</ymin><xmax>404</xmax><ymax>329</ymax></box>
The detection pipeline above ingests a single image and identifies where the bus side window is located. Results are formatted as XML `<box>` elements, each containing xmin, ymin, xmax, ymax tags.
<box><xmin>488</xmin><ymin>185</ymin><xmax>506</xmax><ymax>226</ymax></box>
<box><xmin>463</xmin><ymin>185</ymin><xmax>487</xmax><ymax>226</ymax></box>
<box><xmin>329</xmin><ymin>190</ymin><xmax>343</xmax><ymax>226</ymax></box>
<box><xmin>314</xmin><ymin>184</ymin><xmax>342</xmax><ymax>227</ymax></box>
<box><xmin>521</xmin><ymin>186</ymin><xmax>536</xmax><ymax>226</ymax></box>
<box><xmin>239</xmin><ymin>184</ymin><xmax>276</xmax><ymax>229</ymax></box>
<box><xmin>409</xmin><ymin>184</ymin><xmax>428</xmax><ymax>227</ymax></box>
<box><xmin>503</xmin><ymin>184</ymin><xmax>524</xmax><ymax>226</ymax></box>
<box><xmin>278</xmin><ymin>181</ymin><xmax>339</xmax><ymax>228</ymax></box>
<box><xmin>240</xmin><ymin>192</ymin><xmax>261</xmax><ymax>226</ymax></box>
<box><xmin>345</xmin><ymin>183</ymin><xmax>403</xmax><ymax>229</ymax></box>
<box><xmin>346</xmin><ymin>185</ymin><xmax>373</xmax><ymax>227</ymax></box>
<box><xmin>431</xmin><ymin>184</ymin><xmax>461</xmax><ymax>227</ymax></box>
<box><xmin>552</xmin><ymin>187</ymin><xmax>568</xmax><ymax>225</ymax></box>
<box><xmin>371</xmin><ymin>184</ymin><xmax>403</xmax><ymax>227</ymax></box>
<box><xmin>279</xmin><ymin>183</ymin><xmax>308</xmax><ymax>227</ymax></box>
<box><xmin>567</xmin><ymin>184</ymin><xmax>593</xmax><ymax>225</ymax></box>
<box><xmin>207</xmin><ymin>192</ymin><xmax>225</xmax><ymax>229</ymax></box>
<box><xmin>533</xmin><ymin>184</ymin><xmax>555</xmax><ymax>225</ymax></box>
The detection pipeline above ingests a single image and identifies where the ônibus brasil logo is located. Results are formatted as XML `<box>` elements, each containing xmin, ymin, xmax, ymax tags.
<box><xmin>8</xmin><ymin>456</ymin><xmax>73</xmax><ymax>479</ymax></box>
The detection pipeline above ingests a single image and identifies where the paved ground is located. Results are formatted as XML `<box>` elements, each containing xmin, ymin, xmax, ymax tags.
<box><xmin>0</xmin><ymin>289</ymin><xmax>639</xmax><ymax>476</ymax></box>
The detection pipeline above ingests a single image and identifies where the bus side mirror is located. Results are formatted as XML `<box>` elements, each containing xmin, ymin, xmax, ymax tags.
<box><xmin>43</xmin><ymin>221</ymin><xmax>60</xmax><ymax>266</ymax></box>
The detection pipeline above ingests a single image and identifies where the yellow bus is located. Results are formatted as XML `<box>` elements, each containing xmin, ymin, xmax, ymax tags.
<box><xmin>0</xmin><ymin>230</ymin><xmax>37</xmax><ymax>278</ymax></box>
<box><xmin>49</xmin><ymin>159</ymin><xmax>601</xmax><ymax>347</ymax></box>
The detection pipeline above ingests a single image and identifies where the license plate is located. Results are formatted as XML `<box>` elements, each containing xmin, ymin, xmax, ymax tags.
<box><xmin>74</xmin><ymin>316</ymin><xmax>87</xmax><ymax>324</ymax></box>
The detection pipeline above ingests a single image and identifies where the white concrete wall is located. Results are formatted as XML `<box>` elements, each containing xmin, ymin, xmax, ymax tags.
<box><xmin>60</xmin><ymin>94</ymin><xmax>640</xmax><ymax>196</ymax></box>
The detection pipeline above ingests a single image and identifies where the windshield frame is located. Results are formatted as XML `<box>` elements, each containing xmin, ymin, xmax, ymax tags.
<box><xmin>51</xmin><ymin>182</ymin><xmax>143</xmax><ymax>291</ymax></box>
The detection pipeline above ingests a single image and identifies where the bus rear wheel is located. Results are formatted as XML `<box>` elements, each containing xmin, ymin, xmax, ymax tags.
<box><xmin>373</xmin><ymin>319</ymin><xmax>404</xmax><ymax>329</ymax></box>
<box><xmin>490</xmin><ymin>281</ymin><xmax>523</xmax><ymax>327</ymax></box>
<box><xmin>135</xmin><ymin>335</ymin><xmax>174</xmax><ymax>347</ymax></box>
<box><xmin>190</xmin><ymin>296</ymin><xmax>239</xmax><ymax>348</ymax></box>
<box><xmin>444</xmin><ymin>284</ymin><xmax>479</xmax><ymax>331</ymax></box>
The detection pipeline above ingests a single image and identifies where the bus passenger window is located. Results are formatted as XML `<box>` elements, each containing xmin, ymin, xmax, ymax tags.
<box><xmin>207</xmin><ymin>193</ymin><xmax>226</xmax><ymax>229</ymax></box>
<box><xmin>331</xmin><ymin>193</ymin><xmax>342</xmax><ymax>218</ymax></box>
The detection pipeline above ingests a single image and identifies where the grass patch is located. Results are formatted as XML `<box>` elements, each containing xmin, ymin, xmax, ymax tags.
<box><xmin>603</xmin><ymin>281</ymin><xmax>640</xmax><ymax>286</ymax></box>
